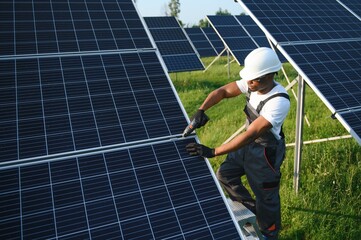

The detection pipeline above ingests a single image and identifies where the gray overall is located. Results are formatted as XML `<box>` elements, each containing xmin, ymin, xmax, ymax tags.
<box><xmin>216</xmin><ymin>91</ymin><xmax>289</xmax><ymax>238</ymax></box>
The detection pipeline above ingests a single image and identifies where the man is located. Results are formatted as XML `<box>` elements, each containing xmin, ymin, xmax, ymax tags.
<box><xmin>185</xmin><ymin>47</ymin><xmax>290</xmax><ymax>239</ymax></box>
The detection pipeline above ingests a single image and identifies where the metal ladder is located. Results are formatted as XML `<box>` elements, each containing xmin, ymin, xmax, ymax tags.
<box><xmin>226</xmin><ymin>199</ymin><xmax>263</xmax><ymax>240</ymax></box>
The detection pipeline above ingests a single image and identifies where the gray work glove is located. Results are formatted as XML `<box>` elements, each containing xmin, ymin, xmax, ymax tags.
<box><xmin>186</xmin><ymin>143</ymin><xmax>215</xmax><ymax>158</ymax></box>
<box><xmin>182</xmin><ymin>110</ymin><xmax>209</xmax><ymax>137</ymax></box>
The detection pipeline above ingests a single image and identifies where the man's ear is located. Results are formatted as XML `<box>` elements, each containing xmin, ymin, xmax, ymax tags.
<box><xmin>265</xmin><ymin>73</ymin><xmax>275</xmax><ymax>80</ymax></box>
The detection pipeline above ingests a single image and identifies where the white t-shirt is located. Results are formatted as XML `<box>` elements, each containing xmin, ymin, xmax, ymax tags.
<box><xmin>236</xmin><ymin>79</ymin><xmax>290</xmax><ymax>140</ymax></box>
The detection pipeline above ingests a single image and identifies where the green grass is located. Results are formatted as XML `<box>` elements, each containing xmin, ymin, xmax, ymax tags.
<box><xmin>170</xmin><ymin>56</ymin><xmax>361</xmax><ymax>240</ymax></box>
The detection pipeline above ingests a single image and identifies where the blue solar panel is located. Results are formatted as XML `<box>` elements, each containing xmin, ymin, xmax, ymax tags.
<box><xmin>0</xmin><ymin>138</ymin><xmax>241</xmax><ymax>240</ymax></box>
<box><xmin>283</xmin><ymin>41</ymin><xmax>361</xmax><ymax>111</ymax></box>
<box><xmin>0</xmin><ymin>52</ymin><xmax>187</xmax><ymax>162</ymax></box>
<box><xmin>144</xmin><ymin>17</ymin><xmax>204</xmax><ymax>72</ymax></box>
<box><xmin>238</xmin><ymin>0</ymin><xmax>361</xmax><ymax>43</ymax></box>
<box><xmin>185</xmin><ymin>28</ymin><xmax>218</xmax><ymax>57</ymax></box>
<box><xmin>207</xmin><ymin>15</ymin><xmax>258</xmax><ymax>65</ymax></box>
<box><xmin>202</xmin><ymin>27</ymin><xmax>226</xmax><ymax>55</ymax></box>
<box><xmin>0</xmin><ymin>0</ymin><xmax>152</xmax><ymax>57</ymax></box>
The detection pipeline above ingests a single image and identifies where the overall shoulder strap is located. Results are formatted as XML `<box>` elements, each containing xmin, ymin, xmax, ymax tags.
<box><xmin>256</xmin><ymin>93</ymin><xmax>290</xmax><ymax>113</ymax></box>
<box><xmin>245</xmin><ymin>88</ymin><xmax>251</xmax><ymax>102</ymax></box>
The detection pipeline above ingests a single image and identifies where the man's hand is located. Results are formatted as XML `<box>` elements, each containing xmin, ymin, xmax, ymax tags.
<box><xmin>190</xmin><ymin>109</ymin><xmax>209</xmax><ymax>127</ymax></box>
<box><xmin>182</xmin><ymin>110</ymin><xmax>209</xmax><ymax>137</ymax></box>
<box><xmin>186</xmin><ymin>143</ymin><xmax>215</xmax><ymax>158</ymax></box>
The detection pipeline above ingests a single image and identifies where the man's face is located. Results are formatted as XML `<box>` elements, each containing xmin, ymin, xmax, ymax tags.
<box><xmin>247</xmin><ymin>75</ymin><xmax>267</xmax><ymax>92</ymax></box>
<box><xmin>247</xmin><ymin>74</ymin><xmax>273</xmax><ymax>94</ymax></box>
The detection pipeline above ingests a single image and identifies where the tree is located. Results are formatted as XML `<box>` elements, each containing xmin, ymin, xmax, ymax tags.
<box><xmin>198</xmin><ymin>18</ymin><xmax>209</xmax><ymax>28</ymax></box>
<box><xmin>168</xmin><ymin>0</ymin><xmax>181</xmax><ymax>18</ymax></box>
<box><xmin>215</xmin><ymin>8</ymin><xmax>231</xmax><ymax>16</ymax></box>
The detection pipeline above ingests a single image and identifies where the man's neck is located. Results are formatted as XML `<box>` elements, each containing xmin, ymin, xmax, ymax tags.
<box><xmin>258</xmin><ymin>80</ymin><xmax>276</xmax><ymax>95</ymax></box>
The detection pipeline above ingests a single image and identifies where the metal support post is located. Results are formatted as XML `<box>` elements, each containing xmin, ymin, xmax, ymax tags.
<box><xmin>203</xmin><ymin>48</ymin><xmax>227</xmax><ymax>72</ymax></box>
<box><xmin>294</xmin><ymin>75</ymin><xmax>305</xmax><ymax>193</ymax></box>
<box><xmin>227</xmin><ymin>49</ymin><xmax>230</xmax><ymax>79</ymax></box>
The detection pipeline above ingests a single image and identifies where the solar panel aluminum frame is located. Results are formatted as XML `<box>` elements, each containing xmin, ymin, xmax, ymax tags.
<box><xmin>337</xmin><ymin>0</ymin><xmax>361</xmax><ymax>21</ymax></box>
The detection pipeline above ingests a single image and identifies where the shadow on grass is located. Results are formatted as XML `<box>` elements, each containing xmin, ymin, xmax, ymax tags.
<box><xmin>289</xmin><ymin>207</ymin><xmax>361</xmax><ymax>221</ymax></box>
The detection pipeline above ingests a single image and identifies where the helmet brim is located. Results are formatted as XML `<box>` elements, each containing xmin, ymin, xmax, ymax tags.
<box><xmin>239</xmin><ymin>63</ymin><xmax>282</xmax><ymax>81</ymax></box>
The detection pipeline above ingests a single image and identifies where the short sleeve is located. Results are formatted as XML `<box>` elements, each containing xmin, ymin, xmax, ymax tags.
<box><xmin>236</xmin><ymin>79</ymin><xmax>248</xmax><ymax>93</ymax></box>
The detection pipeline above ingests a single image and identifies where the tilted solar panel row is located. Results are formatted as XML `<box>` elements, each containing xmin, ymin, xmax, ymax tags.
<box><xmin>236</xmin><ymin>0</ymin><xmax>361</xmax><ymax>144</ymax></box>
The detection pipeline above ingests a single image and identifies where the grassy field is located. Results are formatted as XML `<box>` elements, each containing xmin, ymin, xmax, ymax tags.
<box><xmin>170</xmin><ymin>57</ymin><xmax>361</xmax><ymax>240</ymax></box>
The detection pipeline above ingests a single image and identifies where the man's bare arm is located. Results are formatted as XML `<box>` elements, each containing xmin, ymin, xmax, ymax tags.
<box><xmin>214</xmin><ymin>116</ymin><xmax>272</xmax><ymax>156</ymax></box>
<box><xmin>200</xmin><ymin>82</ymin><xmax>242</xmax><ymax>111</ymax></box>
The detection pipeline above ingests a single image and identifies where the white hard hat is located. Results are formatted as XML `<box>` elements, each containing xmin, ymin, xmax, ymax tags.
<box><xmin>239</xmin><ymin>47</ymin><xmax>282</xmax><ymax>81</ymax></box>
